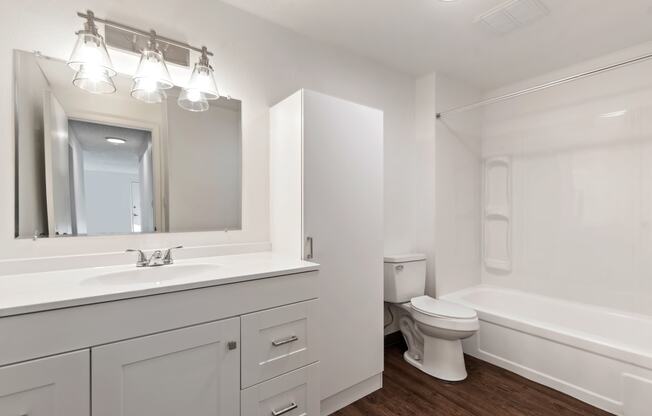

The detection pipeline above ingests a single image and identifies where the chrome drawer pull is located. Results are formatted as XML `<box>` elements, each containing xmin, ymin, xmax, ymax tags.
<box><xmin>272</xmin><ymin>402</ymin><xmax>297</xmax><ymax>416</ymax></box>
<box><xmin>272</xmin><ymin>335</ymin><xmax>299</xmax><ymax>347</ymax></box>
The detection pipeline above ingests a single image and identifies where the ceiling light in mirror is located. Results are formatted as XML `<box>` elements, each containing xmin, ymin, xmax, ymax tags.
<box><xmin>105</xmin><ymin>136</ymin><xmax>127</xmax><ymax>144</ymax></box>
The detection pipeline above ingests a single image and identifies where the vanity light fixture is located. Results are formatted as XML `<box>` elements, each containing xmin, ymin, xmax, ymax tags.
<box><xmin>68</xmin><ymin>11</ymin><xmax>117</xmax><ymax>94</ymax></box>
<box><xmin>131</xmin><ymin>31</ymin><xmax>174</xmax><ymax>104</ymax></box>
<box><xmin>186</xmin><ymin>47</ymin><xmax>220</xmax><ymax>99</ymax></box>
<box><xmin>178</xmin><ymin>47</ymin><xmax>219</xmax><ymax>112</ymax></box>
<box><xmin>69</xmin><ymin>10</ymin><xmax>222</xmax><ymax>111</ymax></box>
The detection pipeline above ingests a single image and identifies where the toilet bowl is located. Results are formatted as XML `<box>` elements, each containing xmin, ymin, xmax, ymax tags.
<box><xmin>384</xmin><ymin>254</ymin><xmax>479</xmax><ymax>381</ymax></box>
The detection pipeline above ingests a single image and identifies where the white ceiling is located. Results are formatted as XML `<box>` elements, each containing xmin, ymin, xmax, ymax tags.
<box><xmin>220</xmin><ymin>0</ymin><xmax>652</xmax><ymax>90</ymax></box>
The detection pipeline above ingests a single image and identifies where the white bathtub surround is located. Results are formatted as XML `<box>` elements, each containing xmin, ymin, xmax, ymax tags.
<box><xmin>481</xmin><ymin>41</ymin><xmax>652</xmax><ymax>316</ymax></box>
<box><xmin>384</xmin><ymin>254</ymin><xmax>479</xmax><ymax>381</ymax></box>
<box><xmin>443</xmin><ymin>285</ymin><xmax>652</xmax><ymax>415</ymax></box>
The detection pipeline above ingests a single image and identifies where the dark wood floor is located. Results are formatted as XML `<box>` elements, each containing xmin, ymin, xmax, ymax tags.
<box><xmin>334</xmin><ymin>345</ymin><xmax>613</xmax><ymax>416</ymax></box>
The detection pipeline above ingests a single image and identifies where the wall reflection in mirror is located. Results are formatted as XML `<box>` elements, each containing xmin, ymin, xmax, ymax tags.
<box><xmin>14</xmin><ymin>50</ymin><xmax>242</xmax><ymax>238</ymax></box>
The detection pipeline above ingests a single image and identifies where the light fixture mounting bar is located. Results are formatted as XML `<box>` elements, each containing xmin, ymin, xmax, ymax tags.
<box><xmin>76</xmin><ymin>10</ymin><xmax>213</xmax><ymax>57</ymax></box>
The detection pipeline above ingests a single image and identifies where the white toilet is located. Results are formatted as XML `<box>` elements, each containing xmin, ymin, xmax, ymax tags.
<box><xmin>384</xmin><ymin>254</ymin><xmax>479</xmax><ymax>381</ymax></box>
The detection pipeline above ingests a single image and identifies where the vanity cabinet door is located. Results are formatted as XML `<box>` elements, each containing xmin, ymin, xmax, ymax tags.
<box><xmin>92</xmin><ymin>318</ymin><xmax>240</xmax><ymax>416</ymax></box>
<box><xmin>0</xmin><ymin>350</ymin><xmax>90</xmax><ymax>416</ymax></box>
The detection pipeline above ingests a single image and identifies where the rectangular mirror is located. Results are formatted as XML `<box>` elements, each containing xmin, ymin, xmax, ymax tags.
<box><xmin>14</xmin><ymin>50</ymin><xmax>242</xmax><ymax>238</ymax></box>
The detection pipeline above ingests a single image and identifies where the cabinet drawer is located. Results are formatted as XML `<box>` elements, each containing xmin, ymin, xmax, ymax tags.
<box><xmin>241</xmin><ymin>299</ymin><xmax>319</xmax><ymax>388</ymax></box>
<box><xmin>0</xmin><ymin>350</ymin><xmax>89</xmax><ymax>416</ymax></box>
<box><xmin>241</xmin><ymin>362</ymin><xmax>319</xmax><ymax>416</ymax></box>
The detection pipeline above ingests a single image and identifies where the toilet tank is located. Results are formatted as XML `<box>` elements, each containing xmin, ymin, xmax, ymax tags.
<box><xmin>383</xmin><ymin>253</ymin><xmax>427</xmax><ymax>303</ymax></box>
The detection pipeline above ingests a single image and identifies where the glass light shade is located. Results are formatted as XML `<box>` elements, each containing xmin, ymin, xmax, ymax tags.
<box><xmin>131</xmin><ymin>77</ymin><xmax>166</xmax><ymax>103</ymax></box>
<box><xmin>186</xmin><ymin>63</ymin><xmax>219</xmax><ymax>100</ymax></box>
<box><xmin>178</xmin><ymin>88</ymin><xmax>209</xmax><ymax>112</ymax></box>
<box><xmin>72</xmin><ymin>64</ymin><xmax>116</xmax><ymax>94</ymax></box>
<box><xmin>133</xmin><ymin>49</ymin><xmax>173</xmax><ymax>90</ymax></box>
<box><xmin>68</xmin><ymin>31</ymin><xmax>116</xmax><ymax>76</ymax></box>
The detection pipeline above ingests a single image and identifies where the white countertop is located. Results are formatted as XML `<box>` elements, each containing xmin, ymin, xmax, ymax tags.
<box><xmin>0</xmin><ymin>252</ymin><xmax>318</xmax><ymax>317</ymax></box>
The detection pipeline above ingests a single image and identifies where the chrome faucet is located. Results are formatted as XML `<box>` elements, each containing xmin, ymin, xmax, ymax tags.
<box><xmin>126</xmin><ymin>246</ymin><xmax>184</xmax><ymax>267</ymax></box>
<box><xmin>125</xmin><ymin>249</ymin><xmax>148</xmax><ymax>267</ymax></box>
<box><xmin>162</xmin><ymin>245</ymin><xmax>183</xmax><ymax>265</ymax></box>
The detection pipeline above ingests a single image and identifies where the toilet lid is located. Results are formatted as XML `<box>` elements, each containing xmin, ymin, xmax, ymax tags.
<box><xmin>410</xmin><ymin>296</ymin><xmax>477</xmax><ymax>319</ymax></box>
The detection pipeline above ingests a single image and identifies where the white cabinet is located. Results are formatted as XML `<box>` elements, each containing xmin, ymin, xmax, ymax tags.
<box><xmin>271</xmin><ymin>90</ymin><xmax>384</xmax><ymax>403</ymax></box>
<box><xmin>0</xmin><ymin>264</ymin><xmax>319</xmax><ymax>416</ymax></box>
<box><xmin>241</xmin><ymin>363</ymin><xmax>320</xmax><ymax>416</ymax></box>
<box><xmin>0</xmin><ymin>350</ymin><xmax>89</xmax><ymax>416</ymax></box>
<box><xmin>92</xmin><ymin>318</ymin><xmax>240</xmax><ymax>416</ymax></box>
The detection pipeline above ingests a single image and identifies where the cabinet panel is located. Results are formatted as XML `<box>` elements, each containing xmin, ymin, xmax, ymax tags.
<box><xmin>241</xmin><ymin>362</ymin><xmax>319</xmax><ymax>416</ymax></box>
<box><xmin>302</xmin><ymin>90</ymin><xmax>384</xmax><ymax>399</ymax></box>
<box><xmin>92</xmin><ymin>318</ymin><xmax>240</xmax><ymax>416</ymax></box>
<box><xmin>0</xmin><ymin>350</ymin><xmax>89</xmax><ymax>416</ymax></box>
<box><xmin>241</xmin><ymin>300</ymin><xmax>319</xmax><ymax>388</ymax></box>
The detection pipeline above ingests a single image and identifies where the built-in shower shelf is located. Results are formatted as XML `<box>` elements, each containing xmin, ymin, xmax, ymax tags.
<box><xmin>485</xmin><ymin>206</ymin><xmax>510</xmax><ymax>219</ymax></box>
<box><xmin>483</xmin><ymin>156</ymin><xmax>512</xmax><ymax>273</ymax></box>
<box><xmin>484</xmin><ymin>258</ymin><xmax>512</xmax><ymax>272</ymax></box>
<box><xmin>485</xmin><ymin>156</ymin><xmax>510</xmax><ymax>169</ymax></box>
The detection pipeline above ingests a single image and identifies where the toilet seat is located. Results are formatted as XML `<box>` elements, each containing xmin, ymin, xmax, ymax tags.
<box><xmin>409</xmin><ymin>296</ymin><xmax>479</xmax><ymax>332</ymax></box>
<box><xmin>410</xmin><ymin>296</ymin><xmax>477</xmax><ymax>319</ymax></box>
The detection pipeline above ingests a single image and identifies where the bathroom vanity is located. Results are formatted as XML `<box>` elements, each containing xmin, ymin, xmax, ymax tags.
<box><xmin>0</xmin><ymin>252</ymin><xmax>319</xmax><ymax>416</ymax></box>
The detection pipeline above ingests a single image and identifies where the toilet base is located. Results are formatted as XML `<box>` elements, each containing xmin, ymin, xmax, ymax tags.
<box><xmin>403</xmin><ymin>336</ymin><xmax>468</xmax><ymax>382</ymax></box>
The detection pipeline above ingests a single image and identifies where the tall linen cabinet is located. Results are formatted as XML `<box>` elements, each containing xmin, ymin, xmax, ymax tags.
<box><xmin>270</xmin><ymin>89</ymin><xmax>384</xmax><ymax>414</ymax></box>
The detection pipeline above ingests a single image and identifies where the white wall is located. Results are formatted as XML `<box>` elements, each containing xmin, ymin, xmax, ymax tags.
<box><xmin>0</xmin><ymin>0</ymin><xmax>416</xmax><ymax>272</ymax></box>
<box><xmin>481</xmin><ymin>41</ymin><xmax>652</xmax><ymax>316</ymax></box>
<box><xmin>412</xmin><ymin>73</ymin><xmax>482</xmax><ymax>298</ymax></box>
<box><xmin>383</xmin><ymin>72</ymin><xmax>482</xmax><ymax>333</ymax></box>
<box><xmin>433</xmin><ymin>74</ymin><xmax>483</xmax><ymax>297</ymax></box>
<box><xmin>414</xmin><ymin>74</ymin><xmax>437</xmax><ymax>295</ymax></box>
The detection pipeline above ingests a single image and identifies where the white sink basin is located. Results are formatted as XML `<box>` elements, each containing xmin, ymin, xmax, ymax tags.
<box><xmin>84</xmin><ymin>263</ymin><xmax>220</xmax><ymax>286</ymax></box>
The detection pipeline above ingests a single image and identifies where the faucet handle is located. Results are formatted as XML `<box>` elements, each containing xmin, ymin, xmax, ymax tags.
<box><xmin>163</xmin><ymin>245</ymin><xmax>183</xmax><ymax>264</ymax></box>
<box><xmin>126</xmin><ymin>249</ymin><xmax>148</xmax><ymax>267</ymax></box>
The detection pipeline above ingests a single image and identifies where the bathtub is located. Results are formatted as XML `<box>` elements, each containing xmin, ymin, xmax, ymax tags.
<box><xmin>442</xmin><ymin>285</ymin><xmax>652</xmax><ymax>416</ymax></box>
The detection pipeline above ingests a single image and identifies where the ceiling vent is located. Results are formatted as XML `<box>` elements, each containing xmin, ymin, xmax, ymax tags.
<box><xmin>476</xmin><ymin>0</ymin><xmax>549</xmax><ymax>34</ymax></box>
